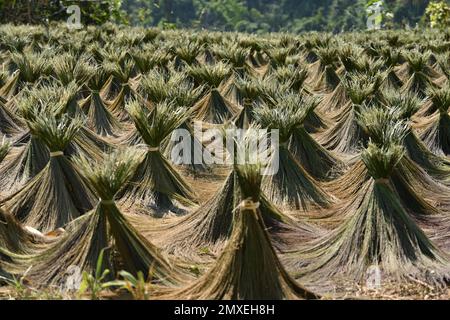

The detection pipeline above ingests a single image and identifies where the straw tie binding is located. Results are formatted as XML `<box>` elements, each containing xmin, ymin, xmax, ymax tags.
<box><xmin>147</xmin><ymin>146</ymin><xmax>160</xmax><ymax>152</ymax></box>
<box><xmin>239</xmin><ymin>199</ymin><xmax>260</xmax><ymax>212</ymax></box>
<box><xmin>374</xmin><ymin>178</ymin><xmax>390</xmax><ymax>185</ymax></box>
<box><xmin>50</xmin><ymin>151</ymin><xmax>64</xmax><ymax>157</ymax></box>
<box><xmin>243</xmin><ymin>98</ymin><xmax>252</xmax><ymax>106</ymax></box>
<box><xmin>100</xmin><ymin>198</ymin><xmax>115</xmax><ymax>205</ymax></box>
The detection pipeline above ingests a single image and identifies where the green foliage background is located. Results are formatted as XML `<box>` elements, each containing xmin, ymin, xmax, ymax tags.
<box><xmin>0</xmin><ymin>0</ymin><xmax>448</xmax><ymax>32</ymax></box>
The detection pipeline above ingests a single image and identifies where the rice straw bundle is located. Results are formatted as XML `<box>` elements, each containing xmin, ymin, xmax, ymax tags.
<box><xmin>317</xmin><ymin>81</ymin><xmax>349</xmax><ymax>114</ymax></box>
<box><xmin>0</xmin><ymin>208</ymin><xmax>31</xmax><ymax>282</ymax></box>
<box><xmin>51</xmin><ymin>53</ymin><xmax>93</xmax><ymax>86</ymax></box>
<box><xmin>285</xmin><ymin>143</ymin><xmax>450</xmax><ymax>285</ymax></box>
<box><xmin>139</xmin><ymin>70</ymin><xmax>202</xmax><ymax>107</ymax></box>
<box><xmin>308</xmin><ymin>46</ymin><xmax>340</xmax><ymax>92</ymax></box>
<box><xmin>156</xmin><ymin>163</ymin><xmax>319</xmax><ymax>300</ymax></box>
<box><xmin>172</xmin><ymin>40</ymin><xmax>201</xmax><ymax>68</ymax></box>
<box><xmin>379</xmin><ymin>47</ymin><xmax>403</xmax><ymax>89</ymax></box>
<box><xmin>188</xmin><ymin>62</ymin><xmax>241</xmax><ymax>124</ymax></box>
<box><xmin>272</xmin><ymin>64</ymin><xmax>310</xmax><ymax>95</ymax></box>
<box><xmin>0</xmin><ymin>86</ymin><xmax>59</xmax><ymax>192</ymax></box>
<box><xmin>276</xmin><ymin>93</ymin><xmax>342</xmax><ymax>180</ymax></box>
<box><xmin>0</xmin><ymin>70</ymin><xmax>19</xmax><ymax>100</ymax></box>
<box><xmin>0</xmin><ymin>132</ymin><xmax>49</xmax><ymax>194</ymax></box>
<box><xmin>0</xmin><ymin>208</ymin><xmax>36</xmax><ymax>256</ymax></box>
<box><xmin>400</xmin><ymin>50</ymin><xmax>440</xmax><ymax>98</ymax></box>
<box><xmin>9</xmin><ymin>51</ymin><xmax>50</xmax><ymax>91</ymax></box>
<box><xmin>104</xmin><ymin>59</ymin><xmax>138</xmax><ymax>121</ymax></box>
<box><xmin>153</xmin><ymin>75</ymin><xmax>208</xmax><ymax>173</ymax></box>
<box><xmin>130</xmin><ymin>47</ymin><xmax>171</xmax><ymax>74</ymax></box>
<box><xmin>322</xmin><ymin>106</ymin><xmax>448</xmax><ymax>223</ymax></box>
<box><xmin>0</xmin><ymin>138</ymin><xmax>10</xmax><ymax>163</ymax></box>
<box><xmin>119</xmin><ymin>99</ymin><xmax>197</xmax><ymax>214</ymax></box>
<box><xmin>0</xmin><ymin>82</ymin><xmax>111</xmax><ymax>193</ymax></box>
<box><xmin>338</xmin><ymin>44</ymin><xmax>364</xmax><ymax>73</ymax></box>
<box><xmin>232</xmin><ymin>75</ymin><xmax>267</xmax><ymax>128</ymax></box>
<box><xmin>2</xmin><ymin>149</ymin><xmax>183</xmax><ymax>287</ymax></box>
<box><xmin>212</xmin><ymin>42</ymin><xmax>252</xmax><ymax>76</ymax></box>
<box><xmin>254</xmin><ymin>94</ymin><xmax>333</xmax><ymax>211</ymax></box>
<box><xmin>1</xmin><ymin>111</ymin><xmax>96</xmax><ymax>232</ymax></box>
<box><xmin>80</xmin><ymin>65</ymin><xmax>121</xmax><ymax>136</ymax></box>
<box><xmin>133</xmin><ymin>131</ymin><xmax>318</xmax><ymax>261</ymax></box>
<box><xmin>416</xmin><ymin>84</ymin><xmax>450</xmax><ymax>117</ymax></box>
<box><xmin>265</xmin><ymin>46</ymin><xmax>294</xmax><ymax>71</ymax></box>
<box><xmin>416</xmin><ymin>85</ymin><xmax>450</xmax><ymax>157</ymax></box>
<box><xmin>238</xmin><ymin>36</ymin><xmax>266</xmax><ymax>68</ymax></box>
<box><xmin>0</xmin><ymin>97</ymin><xmax>23</xmax><ymax>136</ymax></box>
<box><xmin>356</xmin><ymin>104</ymin><xmax>450</xmax><ymax>216</ymax></box>
<box><xmin>383</xmin><ymin>89</ymin><xmax>450</xmax><ymax>184</ymax></box>
<box><xmin>316</xmin><ymin>72</ymin><xmax>385</xmax><ymax>154</ymax></box>
<box><xmin>436</xmin><ymin>53</ymin><xmax>450</xmax><ymax>80</ymax></box>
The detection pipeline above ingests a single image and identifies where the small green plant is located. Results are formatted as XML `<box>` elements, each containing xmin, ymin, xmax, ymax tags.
<box><xmin>189</xmin><ymin>265</ymin><xmax>201</xmax><ymax>277</ymax></box>
<box><xmin>199</xmin><ymin>247</ymin><xmax>211</xmax><ymax>255</ymax></box>
<box><xmin>114</xmin><ymin>270</ymin><xmax>150</xmax><ymax>300</ymax></box>
<box><xmin>0</xmin><ymin>267</ymin><xmax>36</xmax><ymax>299</ymax></box>
<box><xmin>78</xmin><ymin>249</ymin><xmax>117</xmax><ymax>300</ymax></box>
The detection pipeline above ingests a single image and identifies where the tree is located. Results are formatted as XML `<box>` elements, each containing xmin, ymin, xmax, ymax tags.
<box><xmin>425</xmin><ymin>0</ymin><xmax>450</xmax><ymax>28</ymax></box>
<box><xmin>194</xmin><ymin>0</ymin><xmax>249</xmax><ymax>30</ymax></box>
<box><xmin>0</xmin><ymin>0</ymin><xmax>128</xmax><ymax>25</ymax></box>
<box><xmin>0</xmin><ymin>0</ymin><xmax>444</xmax><ymax>32</ymax></box>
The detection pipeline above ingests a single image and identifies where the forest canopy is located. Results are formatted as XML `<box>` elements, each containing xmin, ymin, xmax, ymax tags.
<box><xmin>0</xmin><ymin>0</ymin><xmax>448</xmax><ymax>33</ymax></box>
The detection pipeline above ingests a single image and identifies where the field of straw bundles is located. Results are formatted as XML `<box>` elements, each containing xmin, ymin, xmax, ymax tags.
<box><xmin>0</xmin><ymin>23</ymin><xmax>450</xmax><ymax>301</ymax></box>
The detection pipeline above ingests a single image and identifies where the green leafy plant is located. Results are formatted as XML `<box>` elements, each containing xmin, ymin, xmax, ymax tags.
<box><xmin>426</xmin><ymin>1</ymin><xmax>450</xmax><ymax>29</ymax></box>
<box><xmin>113</xmin><ymin>270</ymin><xmax>150</xmax><ymax>300</ymax></box>
<box><xmin>0</xmin><ymin>266</ymin><xmax>35</xmax><ymax>299</ymax></box>
<box><xmin>78</xmin><ymin>249</ymin><xmax>117</xmax><ymax>300</ymax></box>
